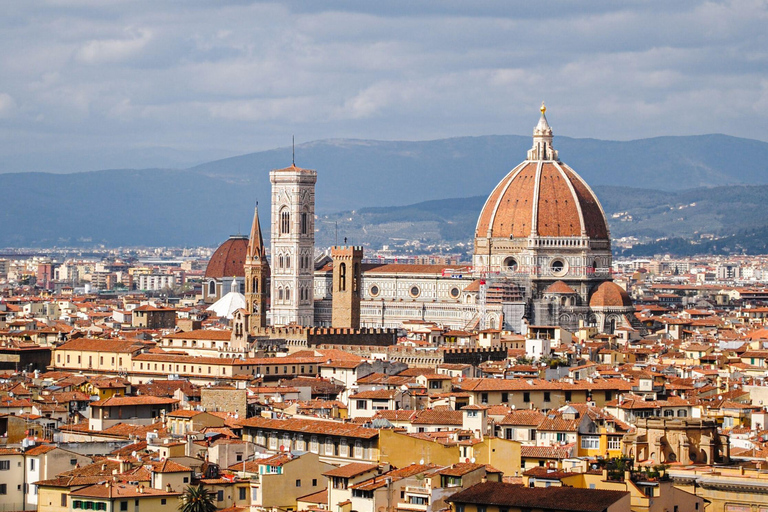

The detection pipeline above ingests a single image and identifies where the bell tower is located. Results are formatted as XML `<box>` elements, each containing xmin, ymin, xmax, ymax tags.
<box><xmin>244</xmin><ymin>206</ymin><xmax>269</xmax><ymax>332</ymax></box>
<box><xmin>270</xmin><ymin>163</ymin><xmax>317</xmax><ymax>326</ymax></box>
<box><xmin>331</xmin><ymin>246</ymin><xmax>363</xmax><ymax>329</ymax></box>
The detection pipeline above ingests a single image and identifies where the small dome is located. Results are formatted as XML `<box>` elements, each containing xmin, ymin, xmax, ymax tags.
<box><xmin>205</xmin><ymin>235</ymin><xmax>249</xmax><ymax>279</ymax></box>
<box><xmin>545</xmin><ymin>281</ymin><xmax>576</xmax><ymax>294</ymax></box>
<box><xmin>589</xmin><ymin>282</ymin><xmax>633</xmax><ymax>308</ymax></box>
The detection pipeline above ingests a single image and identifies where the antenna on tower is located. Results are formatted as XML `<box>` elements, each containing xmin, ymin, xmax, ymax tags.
<box><xmin>292</xmin><ymin>135</ymin><xmax>295</xmax><ymax>166</ymax></box>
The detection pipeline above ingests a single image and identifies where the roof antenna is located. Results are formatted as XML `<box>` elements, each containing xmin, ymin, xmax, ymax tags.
<box><xmin>292</xmin><ymin>135</ymin><xmax>295</xmax><ymax>166</ymax></box>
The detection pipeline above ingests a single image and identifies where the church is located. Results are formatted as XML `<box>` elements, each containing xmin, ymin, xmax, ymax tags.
<box><xmin>204</xmin><ymin>105</ymin><xmax>637</xmax><ymax>335</ymax></box>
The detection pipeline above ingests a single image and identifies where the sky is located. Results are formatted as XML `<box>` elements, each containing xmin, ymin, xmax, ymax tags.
<box><xmin>1</xmin><ymin>0</ymin><xmax>767</xmax><ymax>172</ymax></box>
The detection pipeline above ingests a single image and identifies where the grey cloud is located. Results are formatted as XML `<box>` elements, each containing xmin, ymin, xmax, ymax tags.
<box><xmin>0</xmin><ymin>0</ymin><xmax>766</xmax><ymax>172</ymax></box>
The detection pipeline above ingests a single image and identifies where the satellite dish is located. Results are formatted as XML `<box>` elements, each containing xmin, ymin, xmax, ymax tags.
<box><xmin>470</xmin><ymin>458</ymin><xmax>476</xmax><ymax>463</ymax></box>
<box><xmin>419</xmin><ymin>459</ymin><xmax>424</xmax><ymax>465</ymax></box>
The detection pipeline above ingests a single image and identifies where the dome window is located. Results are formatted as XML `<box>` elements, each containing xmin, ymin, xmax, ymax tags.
<box><xmin>370</xmin><ymin>285</ymin><xmax>380</xmax><ymax>297</ymax></box>
<box><xmin>550</xmin><ymin>258</ymin><xmax>568</xmax><ymax>277</ymax></box>
<box><xmin>409</xmin><ymin>285</ymin><xmax>421</xmax><ymax>298</ymax></box>
<box><xmin>449</xmin><ymin>287</ymin><xmax>461</xmax><ymax>299</ymax></box>
<box><xmin>503</xmin><ymin>257</ymin><xmax>519</xmax><ymax>272</ymax></box>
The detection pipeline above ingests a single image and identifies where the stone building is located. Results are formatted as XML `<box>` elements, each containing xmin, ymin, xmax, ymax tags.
<box><xmin>623</xmin><ymin>417</ymin><xmax>730</xmax><ymax>465</ymax></box>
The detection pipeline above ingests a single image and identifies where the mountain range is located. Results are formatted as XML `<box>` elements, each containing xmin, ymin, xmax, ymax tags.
<box><xmin>1</xmin><ymin>134</ymin><xmax>768</xmax><ymax>251</ymax></box>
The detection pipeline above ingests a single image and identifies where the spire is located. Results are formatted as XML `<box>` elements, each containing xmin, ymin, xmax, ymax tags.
<box><xmin>247</xmin><ymin>206</ymin><xmax>265</xmax><ymax>261</ymax></box>
<box><xmin>527</xmin><ymin>101</ymin><xmax>558</xmax><ymax>161</ymax></box>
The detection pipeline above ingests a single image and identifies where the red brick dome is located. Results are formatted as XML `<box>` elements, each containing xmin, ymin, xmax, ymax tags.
<box><xmin>475</xmin><ymin>160</ymin><xmax>609</xmax><ymax>240</ymax></box>
<box><xmin>545</xmin><ymin>281</ymin><xmax>576</xmax><ymax>294</ymax></box>
<box><xmin>475</xmin><ymin>105</ymin><xmax>609</xmax><ymax>242</ymax></box>
<box><xmin>589</xmin><ymin>281</ymin><xmax>633</xmax><ymax>308</ymax></box>
<box><xmin>204</xmin><ymin>235</ymin><xmax>249</xmax><ymax>279</ymax></box>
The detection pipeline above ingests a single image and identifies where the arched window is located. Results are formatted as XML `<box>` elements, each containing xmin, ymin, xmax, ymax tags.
<box><xmin>286</xmin><ymin>256</ymin><xmax>291</xmax><ymax>269</ymax></box>
<box><xmin>301</xmin><ymin>211</ymin><xmax>308</xmax><ymax>235</ymax></box>
<box><xmin>280</xmin><ymin>208</ymin><xmax>290</xmax><ymax>235</ymax></box>
<box><xmin>339</xmin><ymin>263</ymin><xmax>347</xmax><ymax>291</ymax></box>
<box><xmin>278</xmin><ymin>288</ymin><xmax>284</xmax><ymax>301</ymax></box>
<box><xmin>353</xmin><ymin>263</ymin><xmax>359</xmax><ymax>293</ymax></box>
<box><xmin>278</xmin><ymin>255</ymin><xmax>284</xmax><ymax>269</ymax></box>
<box><xmin>208</xmin><ymin>280</ymin><xmax>216</xmax><ymax>296</ymax></box>
<box><xmin>252</xmin><ymin>277</ymin><xmax>258</xmax><ymax>293</ymax></box>
<box><xmin>285</xmin><ymin>287</ymin><xmax>290</xmax><ymax>301</ymax></box>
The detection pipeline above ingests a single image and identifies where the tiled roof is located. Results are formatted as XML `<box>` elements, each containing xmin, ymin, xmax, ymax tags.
<box><xmin>322</xmin><ymin>462</ymin><xmax>379</xmax><ymax>478</ymax></box>
<box><xmin>165</xmin><ymin>329</ymin><xmax>232</xmax><ymax>341</ymax></box>
<box><xmin>90</xmin><ymin>395</ymin><xmax>178</xmax><ymax>407</ymax></box>
<box><xmin>446</xmin><ymin>481</ymin><xmax>628</xmax><ymax>512</ymax></box>
<box><xmin>240</xmin><ymin>416</ymin><xmax>379</xmax><ymax>439</ymax></box>
<box><xmin>55</xmin><ymin>338</ymin><xmax>145</xmax><ymax>353</ymax></box>
<box><xmin>204</xmin><ymin>236</ymin><xmax>248</xmax><ymax>279</ymax></box>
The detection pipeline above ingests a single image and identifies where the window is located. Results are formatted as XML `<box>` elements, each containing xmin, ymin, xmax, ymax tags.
<box><xmin>280</xmin><ymin>209</ymin><xmax>290</xmax><ymax>234</ymax></box>
<box><xmin>312</xmin><ymin>479</ymin><xmax>317</xmax><ymax>486</ymax></box>
<box><xmin>501</xmin><ymin>392</ymin><xmax>508</xmax><ymax>403</ymax></box>
<box><xmin>503</xmin><ymin>257</ymin><xmax>518</xmax><ymax>272</ymax></box>
<box><xmin>410</xmin><ymin>285</ymin><xmax>421</xmax><ymax>298</ymax></box>
<box><xmin>0</xmin><ymin>483</ymin><xmax>6</xmax><ymax>495</ymax></box>
<box><xmin>161</xmin><ymin>499</ymin><xmax>167</xmax><ymax>505</ymax></box>
<box><xmin>183</xmin><ymin>477</ymin><xmax>189</xmax><ymax>483</ymax></box>
<box><xmin>301</xmin><ymin>212</ymin><xmax>308</xmax><ymax>235</ymax></box>
<box><xmin>339</xmin><ymin>263</ymin><xmax>347</xmax><ymax>291</ymax></box>
<box><xmin>565</xmin><ymin>391</ymin><xmax>572</xmax><ymax>402</ymax></box>
<box><xmin>296</xmin><ymin>479</ymin><xmax>302</xmax><ymax>487</ymax></box>
<box><xmin>0</xmin><ymin>461</ymin><xmax>9</xmax><ymax>470</ymax></box>
<box><xmin>61</xmin><ymin>494</ymin><xmax>67</xmax><ymax>507</ymax></box>
<box><xmin>71</xmin><ymin>458</ymin><xmax>78</xmax><ymax>465</ymax></box>
<box><xmin>608</xmin><ymin>436</ymin><xmax>621</xmax><ymax>451</ymax></box>
<box><xmin>356</xmin><ymin>400</ymin><xmax>368</xmax><ymax>410</ymax></box>
<box><xmin>543</xmin><ymin>392</ymin><xmax>550</xmax><ymax>402</ymax></box>
<box><xmin>481</xmin><ymin>393</ymin><xmax>488</xmax><ymax>404</ymax></box>
<box><xmin>120</xmin><ymin>502</ymin><xmax>128</xmax><ymax>512</ymax></box>
<box><xmin>29</xmin><ymin>459</ymin><xmax>35</xmax><ymax>471</ymax></box>
<box><xmin>239</xmin><ymin>488</ymin><xmax>246</xmax><ymax>500</ymax></box>
<box><xmin>217</xmin><ymin>491</ymin><xmax>224</xmax><ymax>502</ymax></box>
<box><xmin>523</xmin><ymin>392</ymin><xmax>530</xmax><ymax>403</ymax></box>
<box><xmin>581</xmin><ymin>436</ymin><xmax>600</xmax><ymax>450</ymax></box>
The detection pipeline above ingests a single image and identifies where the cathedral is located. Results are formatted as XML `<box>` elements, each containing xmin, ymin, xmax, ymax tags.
<box><xmin>205</xmin><ymin>105</ymin><xmax>636</xmax><ymax>335</ymax></box>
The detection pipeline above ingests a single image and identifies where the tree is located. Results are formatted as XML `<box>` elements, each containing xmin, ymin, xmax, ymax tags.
<box><xmin>179</xmin><ymin>484</ymin><xmax>217</xmax><ymax>512</ymax></box>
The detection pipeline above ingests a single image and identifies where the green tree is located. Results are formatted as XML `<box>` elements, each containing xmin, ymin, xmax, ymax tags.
<box><xmin>179</xmin><ymin>484</ymin><xmax>217</xmax><ymax>512</ymax></box>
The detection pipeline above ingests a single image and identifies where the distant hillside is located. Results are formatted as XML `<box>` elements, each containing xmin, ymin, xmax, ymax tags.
<box><xmin>191</xmin><ymin>134</ymin><xmax>768</xmax><ymax>212</ymax></box>
<box><xmin>2</xmin><ymin>134</ymin><xmax>768</xmax><ymax>247</ymax></box>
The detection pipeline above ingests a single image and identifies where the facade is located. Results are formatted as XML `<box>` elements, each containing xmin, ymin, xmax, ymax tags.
<box><xmin>305</xmin><ymin>106</ymin><xmax>635</xmax><ymax>334</ymax></box>
<box><xmin>270</xmin><ymin>164</ymin><xmax>317</xmax><ymax>327</ymax></box>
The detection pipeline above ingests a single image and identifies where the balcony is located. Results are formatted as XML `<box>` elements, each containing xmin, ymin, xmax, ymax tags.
<box><xmin>404</xmin><ymin>486</ymin><xmax>429</xmax><ymax>495</ymax></box>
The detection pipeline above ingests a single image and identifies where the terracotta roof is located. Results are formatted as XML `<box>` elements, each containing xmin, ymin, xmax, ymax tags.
<box><xmin>589</xmin><ymin>282</ymin><xmax>633</xmax><ymax>308</ymax></box>
<box><xmin>322</xmin><ymin>462</ymin><xmax>379</xmax><ymax>478</ymax></box>
<box><xmin>70</xmin><ymin>483</ymin><xmax>180</xmax><ymax>498</ymax></box>
<box><xmin>446</xmin><ymin>481</ymin><xmax>628</xmax><ymax>512</ymax></box>
<box><xmin>240</xmin><ymin>416</ymin><xmax>378</xmax><ymax>439</ymax></box>
<box><xmin>544</xmin><ymin>281</ymin><xmax>576</xmax><ymax>294</ymax></box>
<box><xmin>475</xmin><ymin>160</ymin><xmax>609</xmax><ymax>241</ymax></box>
<box><xmin>438</xmin><ymin>462</ymin><xmax>486</xmax><ymax>477</ymax></box>
<box><xmin>55</xmin><ymin>338</ymin><xmax>145</xmax><ymax>353</ymax></box>
<box><xmin>90</xmin><ymin>395</ymin><xmax>178</xmax><ymax>407</ymax></box>
<box><xmin>204</xmin><ymin>236</ymin><xmax>249</xmax><ymax>279</ymax></box>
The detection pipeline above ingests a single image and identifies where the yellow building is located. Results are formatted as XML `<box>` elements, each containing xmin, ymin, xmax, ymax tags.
<box><xmin>51</xmin><ymin>338</ymin><xmax>145</xmax><ymax>374</ymax></box>
<box><xmin>378</xmin><ymin>429</ymin><xmax>521</xmax><ymax>477</ymax></box>
<box><xmin>68</xmin><ymin>482</ymin><xmax>180</xmax><ymax>512</ymax></box>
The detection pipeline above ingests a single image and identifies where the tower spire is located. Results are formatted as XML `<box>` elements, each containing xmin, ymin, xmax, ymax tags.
<box><xmin>527</xmin><ymin>101</ymin><xmax>558</xmax><ymax>161</ymax></box>
<box><xmin>247</xmin><ymin>206</ymin><xmax>265</xmax><ymax>261</ymax></box>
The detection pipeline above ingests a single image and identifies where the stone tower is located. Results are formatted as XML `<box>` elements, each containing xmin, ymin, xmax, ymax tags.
<box><xmin>244</xmin><ymin>206</ymin><xmax>269</xmax><ymax>332</ymax></box>
<box><xmin>331</xmin><ymin>246</ymin><xmax>363</xmax><ymax>329</ymax></box>
<box><xmin>269</xmin><ymin>164</ymin><xmax>317</xmax><ymax>326</ymax></box>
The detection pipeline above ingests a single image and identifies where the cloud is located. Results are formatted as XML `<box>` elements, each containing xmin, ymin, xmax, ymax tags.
<box><xmin>0</xmin><ymin>93</ymin><xmax>17</xmax><ymax>118</ymax></box>
<box><xmin>75</xmin><ymin>27</ymin><xmax>153</xmax><ymax>65</ymax></box>
<box><xmin>0</xmin><ymin>1</ymin><xmax>767</xmax><ymax>172</ymax></box>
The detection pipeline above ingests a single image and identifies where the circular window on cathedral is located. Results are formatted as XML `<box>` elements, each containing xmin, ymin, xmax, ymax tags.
<box><xmin>409</xmin><ymin>285</ymin><xmax>421</xmax><ymax>298</ymax></box>
<box><xmin>369</xmin><ymin>284</ymin><xmax>380</xmax><ymax>297</ymax></box>
<box><xmin>503</xmin><ymin>257</ymin><xmax>519</xmax><ymax>272</ymax></box>
<box><xmin>550</xmin><ymin>258</ymin><xmax>568</xmax><ymax>277</ymax></box>
<box><xmin>449</xmin><ymin>287</ymin><xmax>460</xmax><ymax>299</ymax></box>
